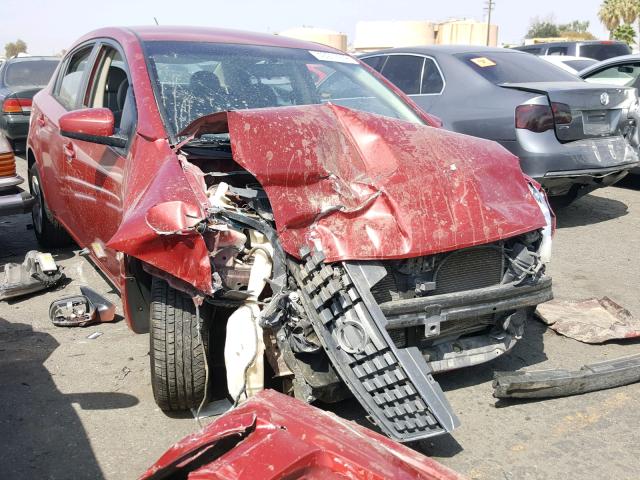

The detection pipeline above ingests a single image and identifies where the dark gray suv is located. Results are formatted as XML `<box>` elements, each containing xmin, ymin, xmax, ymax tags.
<box><xmin>513</xmin><ymin>41</ymin><xmax>631</xmax><ymax>61</ymax></box>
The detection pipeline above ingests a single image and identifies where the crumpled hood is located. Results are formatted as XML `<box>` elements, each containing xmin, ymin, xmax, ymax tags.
<box><xmin>220</xmin><ymin>103</ymin><xmax>547</xmax><ymax>261</ymax></box>
<box><xmin>109</xmin><ymin>104</ymin><xmax>547</xmax><ymax>296</ymax></box>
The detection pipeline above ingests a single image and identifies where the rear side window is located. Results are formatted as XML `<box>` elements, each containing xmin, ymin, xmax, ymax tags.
<box><xmin>421</xmin><ymin>58</ymin><xmax>444</xmax><ymax>94</ymax></box>
<box><xmin>3</xmin><ymin>60</ymin><xmax>58</xmax><ymax>88</ymax></box>
<box><xmin>579</xmin><ymin>43</ymin><xmax>632</xmax><ymax>61</ymax></box>
<box><xmin>456</xmin><ymin>52</ymin><xmax>578</xmax><ymax>84</ymax></box>
<box><xmin>380</xmin><ymin>55</ymin><xmax>424</xmax><ymax>95</ymax></box>
<box><xmin>55</xmin><ymin>47</ymin><xmax>93</xmax><ymax>110</ymax></box>
<box><xmin>361</xmin><ymin>55</ymin><xmax>386</xmax><ymax>72</ymax></box>
<box><xmin>547</xmin><ymin>46</ymin><xmax>568</xmax><ymax>56</ymax></box>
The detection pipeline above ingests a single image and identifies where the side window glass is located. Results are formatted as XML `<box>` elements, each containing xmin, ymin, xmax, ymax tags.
<box><xmin>584</xmin><ymin>63</ymin><xmax>640</xmax><ymax>87</ymax></box>
<box><xmin>547</xmin><ymin>47</ymin><xmax>568</xmax><ymax>56</ymax></box>
<box><xmin>87</xmin><ymin>46</ymin><xmax>136</xmax><ymax>136</ymax></box>
<box><xmin>380</xmin><ymin>55</ymin><xmax>424</xmax><ymax>95</ymax></box>
<box><xmin>362</xmin><ymin>56</ymin><xmax>386</xmax><ymax>72</ymax></box>
<box><xmin>55</xmin><ymin>47</ymin><xmax>93</xmax><ymax>110</ymax></box>
<box><xmin>421</xmin><ymin>58</ymin><xmax>444</xmax><ymax>94</ymax></box>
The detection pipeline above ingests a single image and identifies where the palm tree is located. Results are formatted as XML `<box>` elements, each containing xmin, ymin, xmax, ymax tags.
<box><xmin>599</xmin><ymin>0</ymin><xmax>623</xmax><ymax>37</ymax></box>
<box><xmin>600</xmin><ymin>0</ymin><xmax>640</xmax><ymax>47</ymax></box>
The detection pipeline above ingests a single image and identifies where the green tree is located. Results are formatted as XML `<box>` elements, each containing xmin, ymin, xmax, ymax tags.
<box><xmin>4</xmin><ymin>39</ymin><xmax>27</xmax><ymax>58</ymax></box>
<box><xmin>526</xmin><ymin>18</ymin><xmax>560</xmax><ymax>38</ymax></box>
<box><xmin>599</xmin><ymin>0</ymin><xmax>640</xmax><ymax>46</ymax></box>
<box><xmin>613</xmin><ymin>23</ymin><xmax>637</xmax><ymax>44</ymax></box>
<box><xmin>526</xmin><ymin>17</ymin><xmax>595</xmax><ymax>40</ymax></box>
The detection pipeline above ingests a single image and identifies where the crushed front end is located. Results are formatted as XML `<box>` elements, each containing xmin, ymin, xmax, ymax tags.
<box><xmin>109</xmin><ymin>104</ymin><xmax>554</xmax><ymax>442</ymax></box>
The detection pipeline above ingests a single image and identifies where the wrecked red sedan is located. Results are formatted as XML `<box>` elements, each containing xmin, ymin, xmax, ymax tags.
<box><xmin>27</xmin><ymin>26</ymin><xmax>553</xmax><ymax>442</ymax></box>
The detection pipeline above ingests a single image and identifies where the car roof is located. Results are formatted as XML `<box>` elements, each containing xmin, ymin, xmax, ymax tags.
<box><xmin>360</xmin><ymin>45</ymin><xmax>526</xmax><ymax>57</ymax></box>
<box><xmin>541</xmin><ymin>56</ymin><xmax>594</xmax><ymax>62</ymax></box>
<box><xmin>517</xmin><ymin>40</ymin><xmax>627</xmax><ymax>47</ymax></box>
<box><xmin>78</xmin><ymin>26</ymin><xmax>338</xmax><ymax>53</ymax></box>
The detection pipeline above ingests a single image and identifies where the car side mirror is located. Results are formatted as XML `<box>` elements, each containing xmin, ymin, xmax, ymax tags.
<box><xmin>59</xmin><ymin>108</ymin><xmax>127</xmax><ymax>148</ymax></box>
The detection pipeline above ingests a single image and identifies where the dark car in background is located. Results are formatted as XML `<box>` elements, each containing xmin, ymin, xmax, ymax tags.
<box><xmin>0</xmin><ymin>56</ymin><xmax>59</xmax><ymax>150</ymax></box>
<box><xmin>361</xmin><ymin>46</ymin><xmax>639</xmax><ymax>205</ymax></box>
<box><xmin>513</xmin><ymin>40</ymin><xmax>631</xmax><ymax>61</ymax></box>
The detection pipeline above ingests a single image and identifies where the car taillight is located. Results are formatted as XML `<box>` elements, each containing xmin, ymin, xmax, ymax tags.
<box><xmin>516</xmin><ymin>102</ymin><xmax>572</xmax><ymax>133</ymax></box>
<box><xmin>0</xmin><ymin>150</ymin><xmax>16</xmax><ymax>177</ymax></box>
<box><xmin>551</xmin><ymin>102</ymin><xmax>572</xmax><ymax>124</ymax></box>
<box><xmin>2</xmin><ymin>98</ymin><xmax>32</xmax><ymax>113</ymax></box>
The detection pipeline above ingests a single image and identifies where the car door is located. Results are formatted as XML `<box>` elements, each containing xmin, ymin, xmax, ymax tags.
<box><xmin>61</xmin><ymin>41</ymin><xmax>136</xmax><ymax>283</ymax></box>
<box><xmin>40</xmin><ymin>44</ymin><xmax>96</xmax><ymax>229</ymax></box>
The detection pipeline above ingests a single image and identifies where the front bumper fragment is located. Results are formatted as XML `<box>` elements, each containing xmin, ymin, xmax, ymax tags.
<box><xmin>493</xmin><ymin>353</ymin><xmax>640</xmax><ymax>399</ymax></box>
<box><xmin>379</xmin><ymin>277</ymin><xmax>553</xmax><ymax>328</ymax></box>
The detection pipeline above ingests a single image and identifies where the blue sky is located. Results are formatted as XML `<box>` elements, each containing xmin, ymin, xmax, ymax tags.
<box><xmin>1</xmin><ymin>0</ymin><xmax>610</xmax><ymax>55</ymax></box>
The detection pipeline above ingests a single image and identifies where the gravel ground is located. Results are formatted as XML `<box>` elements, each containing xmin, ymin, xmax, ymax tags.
<box><xmin>1</xmin><ymin>156</ymin><xmax>639</xmax><ymax>479</ymax></box>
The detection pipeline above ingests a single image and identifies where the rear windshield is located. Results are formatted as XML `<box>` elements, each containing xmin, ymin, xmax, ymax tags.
<box><xmin>3</xmin><ymin>59</ymin><xmax>59</xmax><ymax>88</ymax></box>
<box><xmin>456</xmin><ymin>52</ymin><xmax>579</xmax><ymax>84</ymax></box>
<box><xmin>564</xmin><ymin>59</ymin><xmax>597</xmax><ymax>71</ymax></box>
<box><xmin>579</xmin><ymin>43</ymin><xmax>631</xmax><ymax>61</ymax></box>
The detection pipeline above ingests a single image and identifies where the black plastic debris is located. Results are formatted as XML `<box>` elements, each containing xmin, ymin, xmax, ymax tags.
<box><xmin>493</xmin><ymin>353</ymin><xmax>640</xmax><ymax>399</ymax></box>
<box><xmin>0</xmin><ymin>251</ymin><xmax>65</xmax><ymax>301</ymax></box>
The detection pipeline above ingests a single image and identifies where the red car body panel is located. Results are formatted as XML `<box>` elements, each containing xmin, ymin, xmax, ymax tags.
<box><xmin>221</xmin><ymin>104</ymin><xmax>546</xmax><ymax>262</ymax></box>
<box><xmin>28</xmin><ymin>26</ymin><xmax>548</xmax><ymax>325</ymax></box>
<box><xmin>140</xmin><ymin>389</ymin><xmax>466</xmax><ymax>480</ymax></box>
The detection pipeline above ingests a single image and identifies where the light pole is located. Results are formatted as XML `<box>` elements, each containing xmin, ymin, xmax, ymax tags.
<box><xmin>485</xmin><ymin>0</ymin><xmax>495</xmax><ymax>46</ymax></box>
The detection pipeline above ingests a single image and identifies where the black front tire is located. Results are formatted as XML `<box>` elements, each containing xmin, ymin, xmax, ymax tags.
<box><xmin>29</xmin><ymin>164</ymin><xmax>73</xmax><ymax>248</ymax></box>
<box><xmin>150</xmin><ymin>277</ymin><xmax>210</xmax><ymax>411</ymax></box>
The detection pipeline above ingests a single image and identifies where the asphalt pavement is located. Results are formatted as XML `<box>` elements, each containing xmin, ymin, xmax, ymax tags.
<box><xmin>1</xmin><ymin>156</ymin><xmax>639</xmax><ymax>479</ymax></box>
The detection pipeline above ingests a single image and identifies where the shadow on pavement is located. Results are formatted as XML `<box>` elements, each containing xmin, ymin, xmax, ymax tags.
<box><xmin>0</xmin><ymin>318</ymin><xmax>138</xmax><ymax>479</ymax></box>
<box><xmin>554</xmin><ymin>193</ymin><xmax>628</xmax><ymax>228</ymax></box>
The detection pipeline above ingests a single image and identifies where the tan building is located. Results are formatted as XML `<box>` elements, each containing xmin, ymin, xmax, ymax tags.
<box><xmin>353</xmin><ymin>19</ymin><xmax>498</xmax><ymax>53</ymax></box>
<box><xmin>353</xmin><ymin>21</ymin><xmax>436</xmax><ymax>52</ymax></box>
<box><xmin>278</xmin><ymin>27</ymin><xmax>348</xmax><ymax>52</ymax></box>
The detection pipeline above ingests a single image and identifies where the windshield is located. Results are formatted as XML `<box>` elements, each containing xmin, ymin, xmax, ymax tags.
<box><xmin>143</xmin><ymin>41</ymin><xmax>423</xmax><ymax>138</ymax></box>
<box><xmin>3</xmin><ymin>59</ymin><xmax>59</xmax><ymax>88</ymax></box>
<box><xmin>457</xmin><ymin>51</ymin><xmax>579</xmax><ymax>84</ymax></box>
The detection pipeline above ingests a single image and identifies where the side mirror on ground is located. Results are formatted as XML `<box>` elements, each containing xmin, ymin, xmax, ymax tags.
<box><xmin>59</xmin><ymin>108</ymin><xmax>127</xmax><ymax>148</ymax></box>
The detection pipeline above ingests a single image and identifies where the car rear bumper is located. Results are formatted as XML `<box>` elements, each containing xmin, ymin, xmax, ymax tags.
<box><xmin>0</xmin><ymin>175</ymin><xmax>35</xmax><ymax>215</ymax></box>
<box><xmin>0</xmin><ymin>113</ymin><xmax>30</xmax><ymax>141</ymax></box>
<box><xmin>502</xmin><ymin>132</ymin><xmax>639</xmax><ymax>195</ymax></box>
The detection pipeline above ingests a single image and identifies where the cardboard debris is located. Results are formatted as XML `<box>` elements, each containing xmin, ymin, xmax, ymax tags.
<box><xmin>536</xmin><ymin>297</ymin><xmax>640</xmax><ymax>344</ymax></box>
